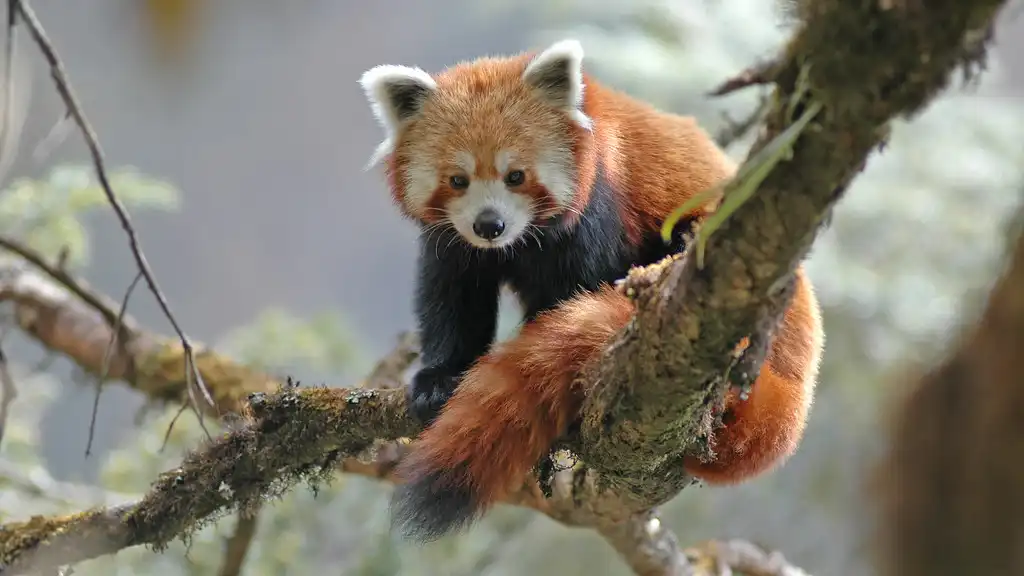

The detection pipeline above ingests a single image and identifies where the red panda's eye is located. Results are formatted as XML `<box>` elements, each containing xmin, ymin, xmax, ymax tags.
<box><xmin>449</xmin><ymin>175</ymin><xmax>470</xmax><ymax>189</ymax></box>
<box><xmin>504</xmin><ymin>170</ymin><xmax>525</xmax><ymax>187</ymax></box>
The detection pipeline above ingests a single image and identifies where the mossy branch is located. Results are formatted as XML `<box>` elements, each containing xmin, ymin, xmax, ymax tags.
<box><xmin>575</xmin><ymin>0</ymin><xmax>1008</xmax><ymax>505</ymax></box>
<box><xmin>0</xmin><ymin>258</ymin><xmax>807</xmax><ymax>575</ymax></box>
<box><xmin>0</xmin><ymin>385</ymin><xmax>416</xmax><ymax>573</ymax></box>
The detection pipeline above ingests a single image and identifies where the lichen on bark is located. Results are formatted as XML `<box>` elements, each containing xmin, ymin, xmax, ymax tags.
<box><xmin>0</xmin><ymin>385</ymin><xmax>418</xmax><ymax>574</ymax></box>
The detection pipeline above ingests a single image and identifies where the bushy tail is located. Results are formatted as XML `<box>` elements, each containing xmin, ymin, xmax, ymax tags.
<box><xmin>681</xmin><ymin>266</ymin><xmax>824</xmax><ymax>484</ymax></box>
<box><xmin>391</xmin><ymin>267</ymin><xmax>824</xmax><ymax>540</ymax></box>
<box><xmin>390</xmin><ymin>286</ymin><xmax>635</xmax><ymax>542</ymax></box>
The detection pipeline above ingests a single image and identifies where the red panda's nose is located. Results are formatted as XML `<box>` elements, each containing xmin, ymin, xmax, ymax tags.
<box><xmin>472</xmin><ymin>210</ymin><xmax>506</xmax><ymax>241</ymax></box>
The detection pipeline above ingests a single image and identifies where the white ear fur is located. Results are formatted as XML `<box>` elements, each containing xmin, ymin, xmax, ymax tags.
<box><xmin>359</xmin><ymin>64</ymin><xmax>437</xmax><ymax>168</ymax></box>
<box><xmin>522</xmin><ymin>39</ymin><xmax>592</xmax><ymax>131</ymax></box>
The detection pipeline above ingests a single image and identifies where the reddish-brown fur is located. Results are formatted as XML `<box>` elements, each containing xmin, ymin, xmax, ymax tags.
<box><xmin>398</xmin><ymin>268</ymin><xmax>821</xmax><ymax>511</ymax></box>
<box><xmin>385</xmin><ymin>47</ymin><xmax>824</xmax><ymax>529</ymax></box>
<box><xmin>380</xmin><ymin>53</ymin><xmax>730</xmax><ymax>235</ymax></box>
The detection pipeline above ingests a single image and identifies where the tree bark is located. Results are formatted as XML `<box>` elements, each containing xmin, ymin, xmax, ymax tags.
<box><xmin>876</xmin><ymin>213</ymin><xmax>1024</xmax><ymax>576</ymax></box>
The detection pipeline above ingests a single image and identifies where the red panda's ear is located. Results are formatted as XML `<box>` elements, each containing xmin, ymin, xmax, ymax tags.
<box><xmin>359</xmin><ymin>65</ymin><xmax>437</xmax><ymax>167</ymax></box>
<box><xmin>522</xmin><ymin>39</ymin><xmax>592</xmax><ymax>131</ymax></box>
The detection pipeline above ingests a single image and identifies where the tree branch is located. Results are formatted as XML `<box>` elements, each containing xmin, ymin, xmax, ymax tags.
<box><xmin>0</xmin><ymin>242</ymin><xmax>801</xmax><ymax>576</ymax></box>
<box><xmin>13</xmin><ymin>0</ymin><xmax>218</xmax><ymax>424</ymax></box>
<box><xmin>0</xmin><ymin>0</ymin><xmax>1011</xmax><ymax>574</ymax></box>
<box><xmin>0</xmin><ymin>343</ymin><xmax>15</xmax><ymax>446</ymax></box>
<box><xmin>574</xmin><ymin>0</ymin><xmax>1008</xmax><ymax>508</ymax></box>
<box><xmin>0</xmin><ymin>379</ymin><xmax>806</xmax><ymax>576</ymax></box>
<box><xmin>216</xmin><ymin>508</ymin><xmax>259</xmax><ymax>576</ymax></box>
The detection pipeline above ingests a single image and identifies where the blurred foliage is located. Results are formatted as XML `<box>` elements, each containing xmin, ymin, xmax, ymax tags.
<box><xmin>0</xmin><ymin>162</ymin><xmax>375</xmax><ymax>574</ymax></box>
<box><xmin>0</xmin><ymin>164</ymin><xmax>180</xmax><ymax>267</ymax></box>
<box><xmin>143</xmin><ymin>0</ymin><xmax>203</xmax><ymax>64</ymax></box>
<box><xmin>217</xmin><ymin>307</ymin><xmax>367</xmax><ymax>380</ymax></box>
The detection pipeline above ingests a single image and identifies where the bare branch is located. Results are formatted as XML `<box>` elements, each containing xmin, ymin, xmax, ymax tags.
<box><xmin>11</xmin><ymin>0</ymin><xmax>217</xmax><ymax>432</ymax></box>
<box><xmin>365</xmin><ymin>331</ymin><xmax>419</xmax><ymax>389</ymax></box>
<box><xmin>712</xmin><ymin>93</ymin><xmax>771</xmax><ymax>148</ymax></box>
<box><xmin>0</xmin><ymin>343</ymin><xmax>15</xmax><ymax>446</ymax></box>
<box><xmin>706</xmin><ymin>55</ymin><xmax>784</xmax><ymax>97</ymax></box>
<box><xmin>0</xmin><ymin>236</ymin><xmax>138</xmax><ymax>337</ymax></box>
<box><xmin>86</xmin><ymin>270</ymin><xmax>142</xmax><ymax>456</ymax></box>
<box><xmin>0</xmin><ymin>0</ymin><xmax>17</xmax><ymax>182</ymax></box>
<box><xmin>0</xmin><ymin>256</ymin><xmax>263</xmax><ymax>412</ymax></box>
<box><xmin>216</xmin><ymin>508</ymin><xmax>259</xmax><ymax>576</ymax></box>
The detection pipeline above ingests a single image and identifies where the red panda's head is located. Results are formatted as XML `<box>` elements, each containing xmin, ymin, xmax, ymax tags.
<box><xmin>359</xmin><ymin>39</ymin><xmax>595</xmax><ymax>250</ymax></box>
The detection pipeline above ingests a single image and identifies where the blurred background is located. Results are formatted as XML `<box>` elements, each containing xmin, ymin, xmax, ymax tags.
<box><xmin>1</xmin><ymin>0</ymin><xmax>1023</xmax><ymax>574</ymax></box>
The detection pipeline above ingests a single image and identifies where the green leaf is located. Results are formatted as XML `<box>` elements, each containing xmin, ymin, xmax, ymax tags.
<box><xmin>661</xmin><ymin>98</ymin><xmax>823</xmax><ymax>268</ymax></box>
<box><xmin>692</xmin><ymin>99</ymin><xmax>822</xmax><ymax>267</ymax></box>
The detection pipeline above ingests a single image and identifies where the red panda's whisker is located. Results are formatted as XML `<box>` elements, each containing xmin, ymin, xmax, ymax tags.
<box><xmin>422</xmin><ymin>220</ymin><xmax>453</xmax><ymax>251</ymax></box>
<box><xmin>525</xmin><ymin>224</ymin><xmax>544</xmax><ymax>251</ymax></box>
<box><xmin>442</xmin><ymin>228</ymin><xmax>461</xmax><ymax>256</ymax></box>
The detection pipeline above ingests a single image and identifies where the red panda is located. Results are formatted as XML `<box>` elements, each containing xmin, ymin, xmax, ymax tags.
<box><xmin>359</xmin><ymin>39</ymin><xmax>824</xmax><ymax>542</ymax></box>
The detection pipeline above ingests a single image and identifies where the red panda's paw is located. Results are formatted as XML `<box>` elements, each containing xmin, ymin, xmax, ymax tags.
<box><xmin>406</xmin><ymin>365</ymin><xmax>461</xmax><ymax>425</ymax></box>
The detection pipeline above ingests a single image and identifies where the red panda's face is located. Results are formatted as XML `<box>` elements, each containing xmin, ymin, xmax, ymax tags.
<box><xmin>360</xmin><ymin>40</ymin><xmax>593</xmax><ymax>250</ymax></box>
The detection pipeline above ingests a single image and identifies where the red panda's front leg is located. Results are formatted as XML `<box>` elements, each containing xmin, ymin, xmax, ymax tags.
<box><xmin>391</xmin><ymin>286</ymin><xmax>635</xmax><ymax>541</ymax></box>
<box><xmin>682</xmin><ymin>266</ymin><xmax>824</xmax><ymax>484</ymax></box>
<box><xmin>407</xmin><ymin>237</ymin><xmax>503</xmax><ymax>425</ymax></box>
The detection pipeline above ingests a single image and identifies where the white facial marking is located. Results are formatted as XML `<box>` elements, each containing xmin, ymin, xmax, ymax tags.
<box><xmin>448</xmin><ymin>180</ymin><xmax>534</xmax><ymax>249</ymax></box>
<box><xmin>533</xmin><ymin>148</ymin><xmax>576</xmax><ymax>210</ymax></box>
<box><xmin>454</xmin><ymin>151</ymin><xmax>476</xmax><ymax>174</ymax></box>
<box><xmin>495</xmin><ymin>150</ymin><xmax>515</xmax><ymax>175</ymax></box>
<box><xmin>402</xmin><ymin>159</ymin><xmax>439</xmax><ymax>217</ymax></box>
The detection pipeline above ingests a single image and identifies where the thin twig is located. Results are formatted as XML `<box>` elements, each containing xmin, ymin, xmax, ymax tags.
<box><xmin>159</xmin><ymin>402</ymin><xmax>189</xmax><ymax>452</ymax></box>
<box><xmin>85</xmin><ymin>270</ymin><xmax>143</xmax><ymax>456</ymax></box>
<box><xmin>713</xmin><ymin>92</ymin><xmax>771</xmax><ymax>148</ymax></box>
<box><xmin>0</xmin><ymin>343</ymin><xmax>15</xmax><ymax>447</ymax></box>
<box><xmin>31</xmin><ymin>111</ymin><xmax>72</xmax><ymax>165</ymax></box>
<box><xmin>0</xmin><ymin>0</ymin><xmax>16</xmax><ymax>181</ymax></box>
<box><xmin>12</xmin><ymin>0</ymin><xmax>217</xmax><ymax>441</ymax></box>
<box><xmin>217</xmin><ymin>508</ymin><xmax>260</xmax><ymax>576</ymax></box>
<box><xmin>0</xmin><ymin>236</ymin><xmax>136</xmax><ymax>344</ymax></box>
<box><xmin>364</xmin><ymin>330</ymin><xmax>420</xmax><ymax>389</ymax></box>
<box><xmin>0</xmin><ymin>235</ymin><xmax>151</xmax><ymax>451</ymax></box>
<box><xmin>706</xmin><ymin>56</ymin><xmax>784</xmax><ymax>97</ymax></box>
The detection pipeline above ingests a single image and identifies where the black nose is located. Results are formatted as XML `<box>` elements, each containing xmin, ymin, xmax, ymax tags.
<box><xmin>472</xmin><ymin>209</ymin><xmax>505</xmax><ymax>240</ymax></box>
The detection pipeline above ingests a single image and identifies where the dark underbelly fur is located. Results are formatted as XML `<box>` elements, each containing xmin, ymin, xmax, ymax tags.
<box><xmin>504</xmin><ymin>163</ymin><xmax>693</xmax><ymax>320</ymax></box>
<box><xmin>408</xmin><ymin>161</ymin><xmax>694</xmax><ymax>424</ymax></box>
